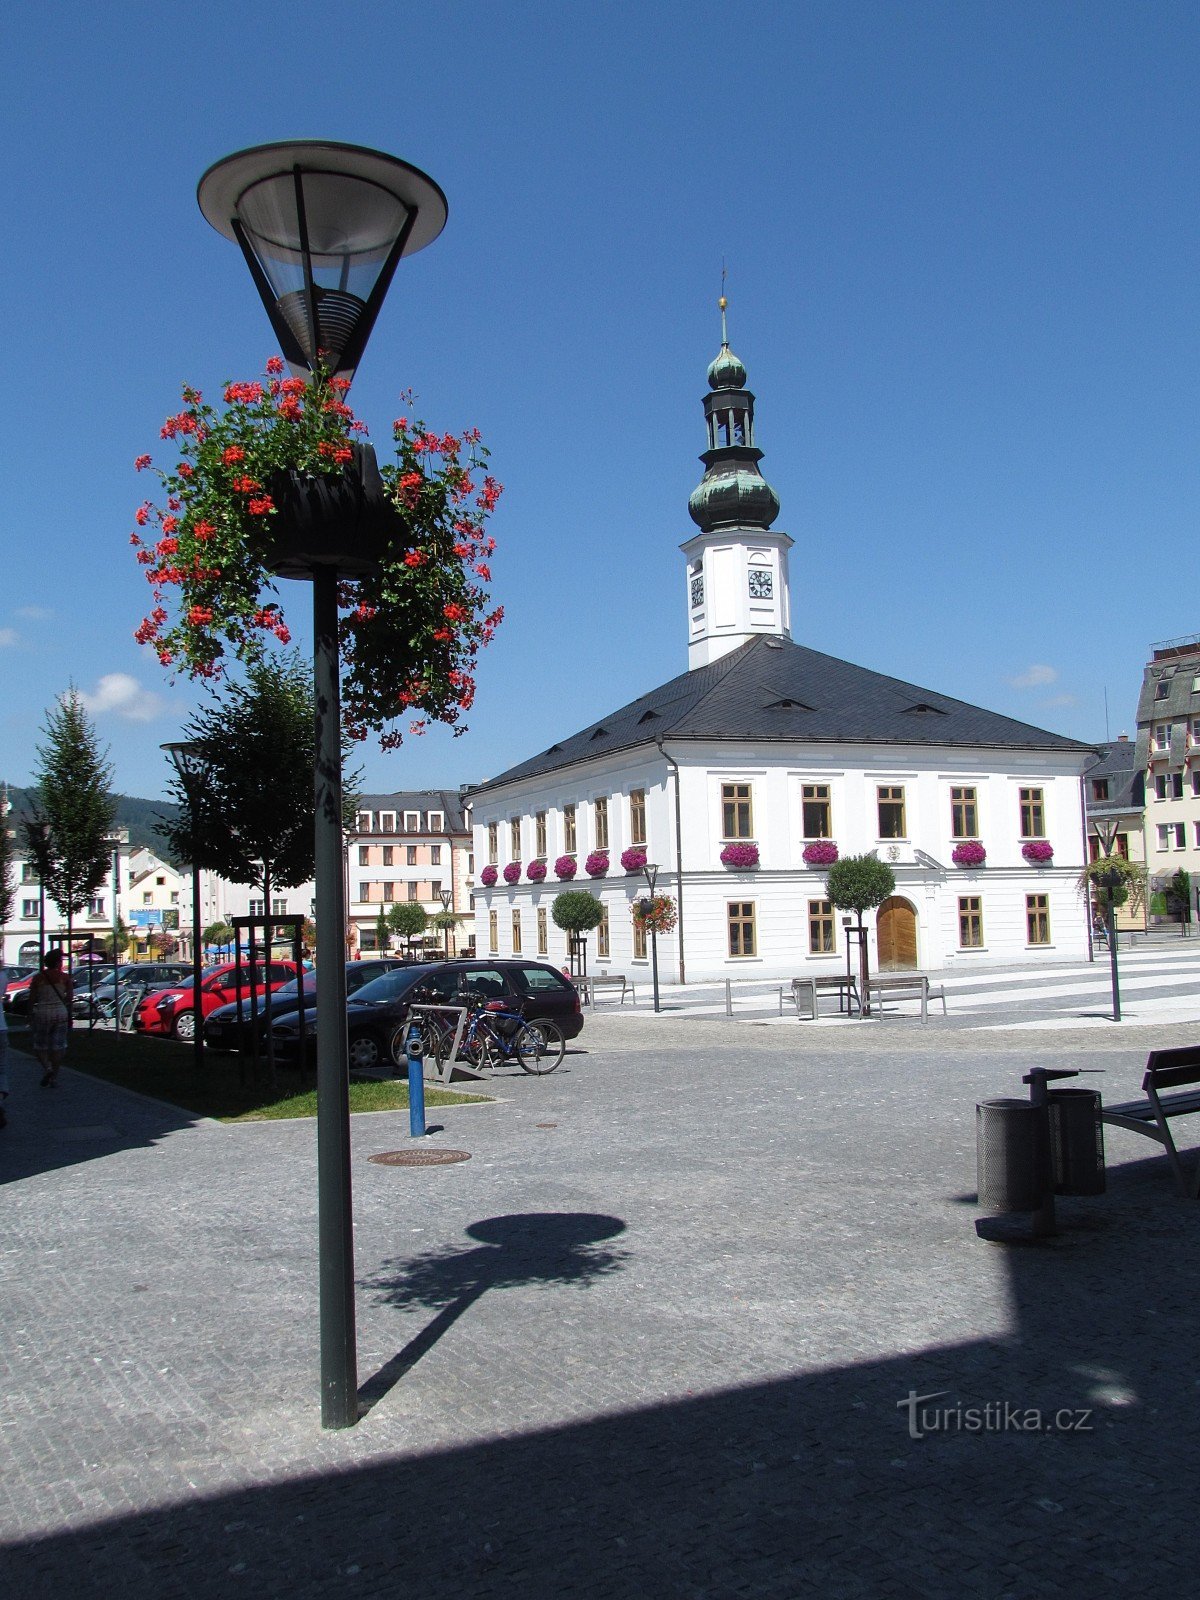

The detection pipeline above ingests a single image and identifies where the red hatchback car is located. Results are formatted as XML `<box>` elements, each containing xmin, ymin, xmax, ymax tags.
<box><xmin>133</xmin><ymin>960</ymin><xmax>301</xmax><ymax>1041</ymax></box>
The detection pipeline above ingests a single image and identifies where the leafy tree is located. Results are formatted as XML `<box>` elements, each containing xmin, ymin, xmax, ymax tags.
<box><xmin>825</xmin><ymin>854</ymin><xmax>896</xmax><ymax>1016</ymax></box>
<box><xmin>375</xmin><ymin>908</ymin><xmax>392</xmax><ymax>953</ymax></box>
<box><xmin>388</xmin><ymin>901</ymin><xmax>428</xmax><ymax>955</ymax></box>
<box><xmin>30</xmin><ymin>689</ymin><xmax>117</xmax><ymax>961</ymax></box>
<box><xmin>100</xmin><ymin>918</ymin><xmax>133</xmax><ymax>961</ymax></box>
<box><xmin>552</xmin><ymin>890</ymin><xmax>604</xmax><ymax>975</ymax></box>
<box><xmin>203</xmin><ymin>920</ymin><xmax>235</xmax><ymax>949</ymax></box>
<box><xmin>1166</xmin><ymin>868</ymin><xmax>1192</xmax><ymax>925</ymax></box>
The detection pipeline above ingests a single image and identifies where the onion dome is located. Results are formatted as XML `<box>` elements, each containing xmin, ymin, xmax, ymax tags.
<box><xmin>707</xmin><ymin>343</ymin><xmax>748</xmax><ymax>390</ymax></box>
<box><xmin>689</xmin><ymin>295</ymin><xmax>780</xmax><ymax>532</ymax></box>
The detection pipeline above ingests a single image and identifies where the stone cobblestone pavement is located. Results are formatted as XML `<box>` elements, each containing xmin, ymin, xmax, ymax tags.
<box><xmin>2</xmin><ymin>1008</ymin><xmax>1199</xmax><ymax>1597</ymax></box>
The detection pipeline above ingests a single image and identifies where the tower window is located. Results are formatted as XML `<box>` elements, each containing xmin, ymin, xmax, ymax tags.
<box><xmin>690</xmin><ymin>575</ymin><xmax>704</xmax><ymax>609</ymax></box>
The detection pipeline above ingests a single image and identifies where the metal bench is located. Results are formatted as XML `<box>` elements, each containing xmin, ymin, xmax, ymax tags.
<box><xmin>792</xmin><ymin>975</ymin><xmax>860</xmax><ymax>1020</ymax></box>
<box><xmin>865</xmin><ymin>973</ymin><xmax>947</xmax><ymax>1022</ymax></box>
<box><xmin>1101</xmin><ymin>1046</ymin><xmax>1200</xmax><ymax>1196</ymax></box>
<box><xmin>578</xmin><ymin>974</ymin><xmax>635</xmax><ymax>1007</ymax></box>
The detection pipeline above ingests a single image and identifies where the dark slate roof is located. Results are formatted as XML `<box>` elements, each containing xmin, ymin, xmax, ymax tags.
<box><xmin>355</xmin><ymin>789</ymin><xmax>468</xmax><ymax>832</ymax></box>
<box><xmin>469</xmin><ymin>635</ymin><xmax>1095</xmax><ymax>794</ymax></box>
<box><xmin>1084</xmin><ymin>742</ymin><xmax>1145</xmax><ymax>815</ymax></box>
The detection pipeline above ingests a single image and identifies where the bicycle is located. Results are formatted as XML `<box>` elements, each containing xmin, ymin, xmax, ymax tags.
<box><xmin>395</xmin><ymin>992</ymin><xmax>565</xmax><ymax>1075</ymax></box>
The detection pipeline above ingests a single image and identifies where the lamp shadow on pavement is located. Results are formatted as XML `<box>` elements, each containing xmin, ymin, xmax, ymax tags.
<box><xmin>357</xmin><ymin>1211</ymin><xmax>629</xmax><ymax>1414</ymax></box>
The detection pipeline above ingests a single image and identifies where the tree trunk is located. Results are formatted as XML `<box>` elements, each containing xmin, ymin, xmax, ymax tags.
<box><xmin>857</xmin><ymin>910</ymin><xmax>871</xmax><ymax>1017</ymax></box>
<box><xmin>263</xmin><ymin>862</ymin><xmax>277</xmax><ymax>1093</ymax></box>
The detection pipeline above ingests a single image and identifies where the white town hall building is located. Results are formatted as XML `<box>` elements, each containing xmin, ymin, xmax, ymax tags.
<box><xmin>467</xmin><ymin>315</ymin><xmax>1095</xmax><ymax>983</ymax></box>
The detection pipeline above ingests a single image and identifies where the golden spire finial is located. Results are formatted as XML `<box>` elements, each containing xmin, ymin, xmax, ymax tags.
<box><xmin>718</xmin><ymin>261</ymin><xmax>729</xmax><ymax>345</ymax></box>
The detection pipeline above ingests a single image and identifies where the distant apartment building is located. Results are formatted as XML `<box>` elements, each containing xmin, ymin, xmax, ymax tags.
<box><xmin>1135</xmin><ymin>635</ymin><xmax>1200</xmax><ymax>917</ymax></box>
<box><xmin>1083</xmin><ymin>738</ymin><xmax>1148</xmax><ymax>932</ymax></box>
<box><xmin>348</xmin><ymin>790</ymin><xmax>474</xmax><ymax>956</ymax></box>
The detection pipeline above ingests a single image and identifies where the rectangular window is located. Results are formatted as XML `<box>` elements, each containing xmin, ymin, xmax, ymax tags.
<box><xmin>537</xmin><ymin>906</ymin><xmax>548</xmax><ymax>956</ymax></box>
<box><xmin>1091</xmin><ymin>779</ymin><xmax>1110</xmax><ymax>802</ymax></box>
<box><xmin>1193</xmin><ymin>771</ymin><xmax>1200</xmax><ymax>798</ymax></box>
<box><xmin>877</xmin><ymin>786</ymin><xmax>906</xmax><ymax>839</ymax></box>
<box><xmin>727</xmin><ymin>900</ymin><xmax>756</xmax><ymax>957</ymax></box>
<box><xmin>1154</xmin><ymin>723</ymin><xmax>1172</xmax><ymax>749</ymax></box>
<box><xmin>510</xmin><ymin>818</ymin><xmax>522</xmax><ymax>860</ymax></box>
<box><xmin>382</xmin><ymin>882</ymin><xmax>395</xmax><ymax>903</ymax></box>
<box><xmin>722</xmin><ymin>783</ymin><xmax>753</xmax><ymax>839</ymax></box>
<box><xmin>511</xmin><ymin>910</ymin><xmax>522</xmax><ymax>954</ymax></box>
<box><xmin>1173</xmin><ymin>773</ymin><xmax>1184</xmax><ymax>799</ymax></box>
<box><xmin>382</xmin><ymin>846</ymin><xmax>393</xmax><ymax>866</ymax></box>
<box><xmin>488</xmin><ymin>910</ymin><xmax>498</xmax><ymax>953</ymax></box>
<box><xmin>487</xmin><ymin>822</ymin><xmax>498</xmax><ymax>865</ymax></box>
<box><xmin>89</xmin><ymin>895</ymin><xmax>105</xmax><ymax>917</ymax></box>
<box><xmin>21</xmin><ymin>862</ymin><xmax>39</xmax><ymax>883</ymax></box>
<box><xmin>271</xmin><ymin>898</ymin><xmax>287</xmax><ymax>916</ymax></box>
<box><xmin>1176</xmin><ymin>823</ymin><xmax>1187</xmax><ymax>849</ymax></box>
<box><xmin>357</xmin><ymin>811</ymin><xmax>373</xmax><ymax>834</ymax></box>
<box><xmin>408</xmin><ymin>881</ymin><xmax>419</xmax><ymax>901</ymax></box>
<box><xmin>801</xmin><ymin>784</ymin><xmax>830</xmax><ymax>839</ymax></box>
<box><xmin>594</xmin><ymin>797</ymin><xmax>609</xmax><ymax>850</ymax></box>
<box><xmin>248</xmin><ymin>898</ymin><xmax>264</xmax><ymax>916</ymax></box>
<box><xmin>21</xmin><ymin>898</ymin><xmax>37</xmax><ymax>920</ymax></box>
<box><xmin>358</xmin><ymin>845</ymin><xmax>369</xmax><ymax>866</ymax></box>
<box><xmin>629</xmin><ymin>788</ymin><xmax>647</xmax><ymax>846</ymax></box>
<box><xmin>170</xmin><ymin>891</ymin><xmax>179</xmax><ymax>904</ymax></box>
<box><xmin>950</xmin><ymin>786</ymin><xmax>978</xmax><ymax>839</ymax></box>
<box><xmin>431</xmin><ymin>880</ymin><xmax>442</xmax><ymax>899</ymax></box>
<box><xmin>1195</xmin><ymin>822</ymin><xmax>1200</xmax><ymax>848</ymax></box>
<box><xmin>430</xmin><ymin>844</ymin><xmax>441</xmax><ymax>865</ymax></box>
<box><xmin>563</xmin><ymin>804</ymin><xmax>577</xmax><ymax>853</ymax></box>
<box><xmin>808</xmin><ymin>899</ymin><xmax>834</xmax><ymax>954</ymax></box>
<box><xmin>535</xmin><ymin>811</ymin><xmax>547</xmax><ymax>858</ymax></box>
<box><xmin>1155</xmin><ymin>773</ymin><xmax>1183</xmax><ymax>800</ymax></box>
<box><xmin>958</xmin><ymin>896</ymin><xmax>984</xmax><ymax>948</ymax></box>
<box><xmin>597</xmin><ymin>906</ymin><xmax>610</xmax><ymax>959</ymax></box>
<box><xmin>357</xmin><ymin>882</ymin><xmax>369</xmax><ymax>902</ymax></box>
<box><xmin>405</xmin><ymin>845</ymin><xmax>417</xmax><ymax>866</ymax></box>
<box><xmin>143</xmin><ymin>892</ymin><xmax>153</xmax><ymax>906</ymax></box>
<box><xmin>1026</xmin><ymin>894</ymin><xmax>1050</xmax><ymax>945</ymax></box>
<box><xmin>404</xmin><ymin>811</ymin><xmax>420</xmax><ymax>832</ymax></box>
<box><xmin>428</xmin><ymin>812</ymin><xmax>444</xmax><ymax>833</ymax></box>
<box><xmin>1019</xmin><ymin>787</ymin><xmax>1045</xmax><ymax>838</ymax></box>
<box><xmin>632</xmin><ymin>917</ymin><xmax>646</xmax><ymax>960</ymax></box>
<box><xmin>1155</xmin><ymin>679</ymin><xmax>1171</xmax><ymax>700</ymax></box>
<box><xmin>379</xmin><ymin>811</ymin><xmax>396</xmax><ymax>834</ymax></box>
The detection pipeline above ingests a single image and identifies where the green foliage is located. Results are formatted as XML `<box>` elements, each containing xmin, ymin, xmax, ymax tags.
<box><xmin>375</xmin><ymin>909</ymin><xmax>391</xmax><ymax>950</ymax></box>
<box><xmin>824</xmin><ymin>854</ymin><xmax>896</xmax><ymax>915</ymax></box>
<box><xmin>1078</xmin><ymin>854</ymin><xmax>1145</xmax><ymax>911</ymax></box>
<box><xmin>0</xmin><ymin>797</ymin><xmax>14</xmax><ymax>928</ymax></box>
<box><xmin>552</xmin><ymin>890</ymin><xmax>605</xmax><ymax>933</ymax></box>
<box><xmin>203</xmin><ymin>920</ymin><xmax>235</xmax><ymax>947</ymax></box>
<box><xmin>432</xmin><ymin>910</ymin><xmax>458</xmax><ymax>932</ymax></box>
<box><xmin>387</xmin><ymin>902</ymin><xmax>429</xmax><ymax>945</ymax></box>
<box><xmin>1166</xmin><ymin>869</ymin><xmax>1192</xmax><ymax>912</ymax></box>
<box><xmin>30</xmin><ymin>689</ymin><xmax>117</xmax><ymax>920</ymax></box>
<box><xmin>4</xmin><ymin>785</ymin><xmax>179</xmax><ymax>855</ymax></box>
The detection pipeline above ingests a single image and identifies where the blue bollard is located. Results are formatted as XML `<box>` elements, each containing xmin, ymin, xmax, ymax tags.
<box><xmin>407</xmin><ymin>1023</ymin><xmax>426</xmax><ymax>1138</ymax></box>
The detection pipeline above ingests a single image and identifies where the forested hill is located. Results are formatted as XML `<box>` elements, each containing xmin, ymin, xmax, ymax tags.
<box><xmin>4</xmin><ymin>784</ymin><xmax>181</xmax><ymax>857</ymax></box>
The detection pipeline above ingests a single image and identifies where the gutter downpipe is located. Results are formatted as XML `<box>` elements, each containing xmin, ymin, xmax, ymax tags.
<box><xmin>656</xmin><ymin>738</ymin><xmax>685</xmax><ymax>985</ymax></box>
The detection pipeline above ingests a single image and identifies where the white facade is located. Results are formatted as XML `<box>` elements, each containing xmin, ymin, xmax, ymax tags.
<box><xmin>470</xmin><ymin>741</ymin><xmax>1091</xmax><ymax>982</ymax></box>
<box><xmin>681</xmin><ymin>527</ymin><xmax>794</xmax><ymax>669</ymax></box>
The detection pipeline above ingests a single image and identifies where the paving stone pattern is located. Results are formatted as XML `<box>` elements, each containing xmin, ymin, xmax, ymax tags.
<box><xmin>2</xmin><ymin>998</ymin><xmax>1199</xmax><ymax>1597</ymax></box>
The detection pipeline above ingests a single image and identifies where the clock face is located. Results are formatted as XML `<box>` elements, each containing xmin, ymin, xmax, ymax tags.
<box><xmin>748</xmin><ymin>567</ymin><xmax>773</xmax><ymax>599</ymax></box>
<box><xmin>690</xmin><ymin>575</ymin><xmax>704</xmax><ymax>608</ymax></box>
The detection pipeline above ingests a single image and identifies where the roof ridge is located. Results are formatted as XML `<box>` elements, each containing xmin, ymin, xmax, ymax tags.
<box><xmin>658</xmin><ymin>638</ymin><xmax>760</xmax><ymax>732</ymax></box>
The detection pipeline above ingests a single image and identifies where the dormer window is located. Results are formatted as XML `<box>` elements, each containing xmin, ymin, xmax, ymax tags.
<box><xmin>378</xmin><ymin>811</ymin><xmax>396</xmax><ymax>834</ymax></box>
<box><xmin>357</xmin><ymin>811</ymin><xmax>373</xmax><ymax>834</ymax></box>
<box><xmin>1155</xmin><ymin>680</ymin><xmax>1171</xmax><ymax>700</ymax></box>
<box><xmin>403</xmin><ymin>811</ymin><xmax>420</xmax><ymax>832</ymax></box>
<box><xmin>428</xmin><ymin>811</ymin><xmax>444</xmax><ymax>832</ymax></box>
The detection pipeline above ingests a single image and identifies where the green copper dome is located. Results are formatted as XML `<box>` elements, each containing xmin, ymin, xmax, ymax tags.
<box><xmin>688</xmin><ymin>465</ymin><xmax>780</xmax><ymax>530</ymax></box>
<box><xmin>707</xmin><ymin>343</ymin><xmax>748</xmax><ymax>390</ymax></box>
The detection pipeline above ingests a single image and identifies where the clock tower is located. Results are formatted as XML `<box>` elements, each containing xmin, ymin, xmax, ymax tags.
<box><xmin>681</xmin><ymin>298</ymin><xmax>793</xmax><ymax>669</ymax></box>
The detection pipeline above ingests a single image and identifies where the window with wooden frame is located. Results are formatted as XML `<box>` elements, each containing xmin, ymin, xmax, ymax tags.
<box><xmin>801</xmin><ymin>784</ymin><xmax>831</xmax><ymax>839</ymax></box>
<box><xmin>535</xmin><ymin>811</ymin><xmax>547</xmax><ymax>858</ymax></box>
<box><xmin>407</xmin><ymin>882</ymin><xmax>419</xmax><ymax>901</ymax></box>
<box><xmin>1091</xmin><ymin>779</ymin><xmax>1109</xmax><ymax>802</ymax></box>
<box><xmin>1026</xmin><ymin>894</ymin><xmax>1050</xmax><ymax>945</ymax></box>
<box><xmin>727</xmin><ymin>900</ymin><xmax>756</xmax><ymax>957</ymax></box>
<box><xmin>563</xmin><ymin>804</ymin><xmax>577</xmax><ymax>853</ymax></box>
<box><xmin>406</xmin><ymin>845</ymin><xmax>417</xmax><ymax>865</ymax></box>
<box><xmin>537</xmin><ymin>906</ymin><xmax>548</xmax><ymax>956</ymax></box>
<box><xmin>382</xmin><ymin>846</ymin><xmax>394</xmax><ymax>866</ymax></box>
<box><xmin>950</xmin><ymin>786</ymin><xmax>978</xmax><ymax>839</ymax></box>
<box><xmin>722</xmin><ymin>782</ymin><xmax>753</xmax><ymax>839</ymax></box>
<box><xmin>403</xmin><ymin>811</ymin><xmax>420</xmax><ymax>832</ymax></box>
<box><xmin>511</xmin><ymin>910</ymin><xmax>522</xmax><ymax>954</ymax></box>
<box><xmin>1019</xmin><ymin>787</ymin><xmax>1045</xmax><ymax>838</ymax></box>
<box><xmin>958</xmin><ymin>896</ymin><xmax>984</xmax><ymax>948</ymax></box>
<box><xmin>382</xmin><ymin>882</ymin><xmax>395</xmax><ymax>903</ymax></box>
<box><xmin>358</xmin><ymin>845</ymin><xmax>369</xmax><ymax>866</ymax></box>
<box><xmin>594</xmin><ymin>797</ymin><xmax>609</xmax><ymax>850</ymax></box>
<box><xmin>510</xmin><ymin>818</ymin><xmax>522</xmax><ymax>860</ymax></box>
<box><xmin>488</xmin><ymin>910</ymin><xmax>498</xmax><ymax>953</ymax></box>
<box><xmin>379</xmin><ymin>811</ymin><xmax>396</xmax><ymax>833</ymax></box>
<box><xmin>487</xmin><ymin>822</ymin><xmax>498</xmax><ymax>865</ymax></box>
<box><xmin>430</xmin><ymin>845</ymin><xmax>441</xmax><ymax>865</ymax></box>
<box><xmin>428</xmin><ymin>811</ymin><xmax>444</xmax><ymax>832</ymax></box>
<box><xmin>597</xmin><ymin>906</ymin><xmax>610</xmax><ymax>959</ymax></box>
<box><xmin>877</xmin><ymin>785</ymin><xmax>906</xmax><ymax>839</ymax></box>
<box><xmin>629</xmin><ymin>788</ymin><xmax>647</xmax><ymax>846</ymax></box>
<box><xmin>632</xmin><ymin>918</ymin><xmax>646</xmax><ymax>960</ymax></box>
<box><xmin>808</xmin><ymin>899</ymin><xmax>835</xmax><ymax>954</ymax></box>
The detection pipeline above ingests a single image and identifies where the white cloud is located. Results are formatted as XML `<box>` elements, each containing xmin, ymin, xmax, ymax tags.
<box><xmin>79</xmin><ymin>673</ymin><xmax>164</xmax><ymax>723</ymax></box>
<box><xmin>16</xmin><ymin>605</ymin><xmax>53</xmax><ymax>621</ymax></box>
<box><xmin>1042</xmin><ymin>693</ymin><xmax>1079</xmax><ymax>708</ymax></box>
<box><xmin>1009</xmin><ymin>663</ymin><xmax>1058</xmax><ymax>690</ymax></box>
<box><xmin>0</xmin><ymin>628</ymin><xmax>17</xmax><ymax>647</ymax></box>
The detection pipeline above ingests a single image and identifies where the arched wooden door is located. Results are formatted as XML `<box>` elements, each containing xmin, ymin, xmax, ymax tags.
<box><xmin>876</xmin><ymin>897</ymin><xmax>918</xmax><ymax>971</ymax></box>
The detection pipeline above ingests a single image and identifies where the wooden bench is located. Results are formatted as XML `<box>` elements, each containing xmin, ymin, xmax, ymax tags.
<box><xmin>1101</xmin><ymin>1046</ymin><xmax>1200</xmax><ymax>1197</ymax></box>
<box><xmin>865</xmin><ymin>973</ymin><xmax>947</xmax><ymax>1022</ymax></box>
<box><xmin>578</xmin><ymin>974</ymin><xmax>635</xmax><ymax>1007</ymax></box>
<box><xmin>792</xmin><ymin>975</ymin><xmax>860</xmax><ymax>1020</ymax></box>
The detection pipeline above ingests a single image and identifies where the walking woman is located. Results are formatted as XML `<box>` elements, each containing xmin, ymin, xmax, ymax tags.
<box><xmin>29</xmin><ymin>949</ymin><xmax>73</xmax><ymax>1087</ymax></box>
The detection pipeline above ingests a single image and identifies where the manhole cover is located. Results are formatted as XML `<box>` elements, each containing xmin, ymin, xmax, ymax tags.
<box><xmin>368</xmin><ymin>1149</ymin><xmax>471</xmax><ymax>1167</ymax></box>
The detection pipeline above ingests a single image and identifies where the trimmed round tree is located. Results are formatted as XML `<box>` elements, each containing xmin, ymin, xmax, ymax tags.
<box><xmin>388</xmin><ymin>900</ymin><xmax>429</xmax><ymax>957</ymax></box>
<box><xmin>551</xmin><ymin>889</ymin><xmax>605</xmax><ymax>978</ymax></box>
<box><xmin>824</xmin><ymin>854</ymin><xmax>896</xmax><ymax>1017</ymax></box>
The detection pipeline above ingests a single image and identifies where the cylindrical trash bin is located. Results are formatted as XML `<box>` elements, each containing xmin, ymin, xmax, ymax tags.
<box><xmin>1047</xmin><ymin>1088</ymin><xmax>1106</xmax><ymax>1196</ymax></box>
<box><xmin>977</xmin><ymin>1098</ymin><xmax>1049</xmax><ymax>1212</ymax></box>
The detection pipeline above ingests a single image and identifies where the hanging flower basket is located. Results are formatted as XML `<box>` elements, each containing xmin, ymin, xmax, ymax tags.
<box><xmin>584</xmin><ymin>850</ymin><xmax>610</xmax><ymax>878</ymax></box>
<box><xmin>632</xmin><ymin>894</ymin><xmax>678</xmax><ymax>935</ymax></box>
<box><xmin>720</xmin><ymin>842</ymin><xmax>760</xmax><ymax>869</ymax></box>
<box><xmin>133</xmin><ymin>362</ymin><xmax>503</xmax><ymax>746</ymax></box>
<box><xmin>526</xmin><ymin>859</ymin><xmax>547</xmax><ymax>882</ymax></box>
<box><xmin>553</xmin><ymin>855</ymin><xmax>578</xmax><ymax>880</ymax></box>
<box><xmin>802</xmin><ymin>840</ymin><xmax>839</xmax><ymax>867</ymax></box>
<box><xmin>951</xmin><ymin>840</ymin><xmax>987</xmax><ymax>868</ymax></box>
<box><xmin>620</xmin><ymin>847</ymin><xmax>648</xmax><ymax>873</ymax></box>
<box><xmin>479</xmin><ymin>864</ymin><xmax>498</xmax><ymax>887</ymax></box>
<box><xmin>1022</xmin><ymin>840</ymin><xmax>1054</xmax><ymax>864</ymax></box>
<box><xmin>503</xmin><ymin>862</ymin><xmax>522</xmax><ymax>884</ymax></box>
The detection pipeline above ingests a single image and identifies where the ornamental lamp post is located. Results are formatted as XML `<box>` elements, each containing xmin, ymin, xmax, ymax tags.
<box><xmin>26</xmin><ymin>819</ymin><xmax>52</xmax><ymax>966</ymax></box>
<box><xmin>439</xmin><ymin>886</ymin><xmax>454</xmax><ymax>957</ymax></box>
<box><xmin>1091</xmin><ymin>819</ymin><xmax>1124</xmax><ymax>1023</ymax></box>
<box><xmin>197</xmin><ymin>142</ymin><xmax>447</xmax><ymax>1431</ymax></box>
<box><xmin>162</xmin><ymin>741</ymin><xmax>213</xmax><ymax>1070</ymax></box>
<box><xmin>642</xmin><ymin>860</ymin><xmax>661</xmax><ymax>1014</ymax></box>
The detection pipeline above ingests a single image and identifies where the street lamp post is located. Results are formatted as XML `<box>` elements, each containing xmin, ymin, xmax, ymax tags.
<box><xmin>27</xmin><ymin>820</ymin><xmax>52</xmax><ymax>966</ymax></box>
<box><xmin>1091</xmin><ymin>819</ymin><xmax>1123</xmax><ymax>1023</ymax></box>
<box><xmin>642</xmin><ymin>861</ymin><xmax>661</xmax><ymax>1013</ymax></box>
<box><xmin>198</xmin><ymin>142</ymin><xmax>447</xmax><ymax>1430</ymax></box>
<box><xmin>162</xmin><ymin>742</ymin><xmax>211</xmax><ymax>1072</ymax></box>
<box><xmin>439</xmin><ymin>886</ymin><xmax>454</xmax><ymax>957</ymax></box>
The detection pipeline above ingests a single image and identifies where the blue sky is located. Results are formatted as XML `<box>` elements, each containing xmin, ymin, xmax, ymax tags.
<box><xmin>3</xmin><ymin>1</ymin><xmax>1197</xmax><ymax>800</ymax></box>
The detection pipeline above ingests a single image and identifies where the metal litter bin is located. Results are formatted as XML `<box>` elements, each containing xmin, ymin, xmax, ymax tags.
<box><xmin>1047</xmin><ymin>1088</ymin><xmax>1106</xmax><ymax>1196</ymax></box>
<box><xmin>977</xmin><ymin>1097</ymin><xmax>1049</xmax><ymax>1212</ymax></box>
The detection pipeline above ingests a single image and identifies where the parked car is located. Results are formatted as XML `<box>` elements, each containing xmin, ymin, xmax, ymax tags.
<box><xmin>71</xmin><ymin>962</ymin><xmax>192</xmax><ymax>1019</ymax></box>
<box><xmin>202</xmin><ymin>958</ymin><xmax>407</xmax><ymax>1053</ymax></box>
<box><xmin>1</xmin><ymin>965</ymin><xmax>36</xmax><ymax>998</ymax></box>
<box><xmin>270</xmin><ymin>958</ymin><xmax>584</xmax><ymax>1072</ymax></box>
<box><xmin>132</xmin><ymin>960</ymin><xmax>302</xmax><ymax>1041</ymax></box>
